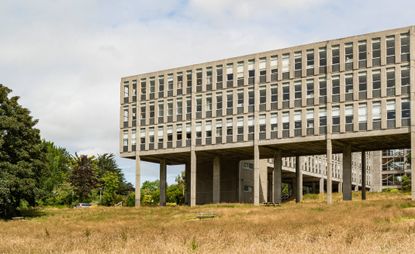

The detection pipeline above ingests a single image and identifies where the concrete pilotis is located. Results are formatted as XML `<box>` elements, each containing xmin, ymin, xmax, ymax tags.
<box><xmin>326</xmin><ymin>139</ymin><xmax>332</xmax><ymax>204</ymax></box>
<box><xmin>135</xmin><ymin>154</ymin><xmax>141</xmax><ymax>207</ymax></box>
<box><xmin>343</xmin><ymin>144</ymin><xmax>352</xmax><ymax>200</ymax></box>
<box><xmin>273</xmin><ymin>150</ymin><xmax>282</xmax><ymax>203</ymax></box>
<box><xmin>212</xmin><ymin>156</ymin><xmax>220</xmax><ymax>203</ymax></box>
<box><xmin>319</xmin><ymin>177</ymin><xmax>324</xmax><ymax>195</ymax></box>
<box><xmin>190</xmin><ymin>150</ymin><xmax>197</xmax><ymax>206</ymax></box>
<box><xmin>185</xmin><ymin>162</ymin><xmax>190</xmax><ymax>204</ymax></box>
<box><xmin>295</xmin><ymin>156</ymin><xmax>302</xmax><ymax>203</ymax></box>
<box><xmin>253</xmin><ymin>145</ymin><xmax>260</xmax><ymax>205</ymax></box>
<box><xmin>159</xmin><ymin>160</ymin><xmax>167</xmax><ymax>206</ymax></box>
<box><xmin>361</xmin><ymin>151</ymin><xmax>367</xmax><ymax>200</ymax></box>
<box><xmin>410</xmin><ymin>26</ymin><xmax>415</xmax><ymax>201</ymax></box>
<box><xmin>338</xmin><ymin>182</ymin><xmax>343</xmax><ymax>194</ymax></box>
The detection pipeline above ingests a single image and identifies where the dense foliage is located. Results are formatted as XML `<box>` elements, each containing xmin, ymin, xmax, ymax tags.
<box><xmin>140</xmin><ymin>171</ymin><xmax>185</xmax><ymax>205</ymax></box>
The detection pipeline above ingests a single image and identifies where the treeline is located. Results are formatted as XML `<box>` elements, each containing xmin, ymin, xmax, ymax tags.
<box><xmin>140</xmin><ymin>172</ymin><xmax>185</xmax><ymax>205</ymax></box>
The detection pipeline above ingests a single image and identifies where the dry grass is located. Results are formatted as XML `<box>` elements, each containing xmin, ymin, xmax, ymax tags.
<box><xmin>1</xmin><ymin>192</ymin><xmax>415</xmax><ymax>254</ymax></box>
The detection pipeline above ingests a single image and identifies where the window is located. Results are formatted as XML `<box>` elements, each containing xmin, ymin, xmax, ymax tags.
<box><xmin>271</xmin><ymin>113</ymin><xmax>277</xmax><ymax>131</ymax></box>
<box><xmin>186</xmin><ymin>97</ymin><xmax>192</xmax><ymax>114</ymax></box>
<box><xmin>123</xmin><ymin>84</ymin><xmax>129</xmax><ymax>98</ymax></box>
<box><xmin>216</xmin><ymin>93</ymin><xmax>223</xmax><ymax>110</ymax></box>
<box><xmin>260</xmin><ymin>87</ymin><xmax>266</xmax><ymax>104</ymax></box>
<box><xmin>294</xmin><ymin>52</ymin><xmax>302</xmax><ymax>71</ymax></box>
<box><xmin>140</xmin><ymin>79</ymin><xmax>146</xmax><ymax>99</ymax></box>
<box><xmin>237</xmin><ymin>117</ymin><xmax>244</xmax><ymax>135</ymax></box>
<box><xmin>358</xmin><ymin>103</ymin><xmax>367</xmax><ymax>123</ymax></box>
<box><xmin>237</xmin><ymin>62</ymin><xmax>244</xmax><ymax>81</ymax></box>
<box><xmin>248</xmin><ymin>60</ymin><xmax>255</xmax><ymax>80</ymax></box>
<box><xmin>259</xmin><ymin>58</ymin><xmax>266</xmax><ymax>81</ymax></box>
<box><xmin>358</xmin><ymin>41</ymin><xmax>367</xmax><ymax>61</ymax></box>
<box><xmin>306</xmin><ymin>109</ymin><xmax>314</xmax><ymax>128</ymax></box>
<box><xmin>306</xmin><ymin>80</ymin><xmax>314</xmax><ymax>98</ymax></box>
<box><xmin>372</xmin><ymin>38</ymin><xmax>381</xmax><ymax>65</ymax></box>
<box><xmin>206</xmin><ymin>94</ymin><xmax>212</xmax><ymax>112</ymax></box>
<box><xmin>158</xmin><ymin>76</ymin><xmax>164</xmax><ymax>95</ymax></box>
<box><xmin>177</xmin><ymin>98</ymin><xmax>183</xmax><ymax>115</ymax></box>
<box><xmin>226</xmin><ymin>118</ymin><xmax>233</xmax><ymax>136</ymax></box>
<box><xmin>123</xmin><ymin>131</ymin><xmax>128</xmax><ymax>147</ymax></box>
<box><xmin>283</xmin><ymin>83</ymin><xmax>290</xmax><ymax>101</ymax></box>
<box><xmin>248</xmin><ymin>115</ymin><xmax>254</xmax><ymax>134</ymax></box>
<box><xmin>372</xmin><ymin>102</ymin><xmax>381</xmax><ymax>122</ymax></box>
<box><xmin>387</xmin><ymin>68</ymin><xmax>395</xmax><ymax>88</ymax></box>
<box><xmin>271</xmin><ymin>84</ymin><xmax>278</xmax><ymax>102</ymax></box>
<box><xmin>157</xmin><ymin>126</ymin><xmax>164</xmax><ymax>143</ymax></box>
<box><xmin>167</xmin><ymin>100</ymin><xmax>173</xmax><ymax>116</ymax></box>
<box><xmin>295</xmin><ymin>82</ymin><xmax>302</xmax><ymax>99</ymax></box>
<box><xmin>149</xmin><ymin>78</ymin><xmax>155</xmax><ymax>97</ymax></box>
<box><xmin>372</xmin><ymin>70</ymin><xmax>381</xmax><ymax>90</ymax></box>
<box><xmin>227</xmin><ymin>91</ymin><xmax>233</xmax><ymax>109</ymax></box>
<box><xmin>186</xmin><ymin>123</ymin><xmax>191</xmax><ymax>140</ymax></box>
<box><xmin>237</xmin><ymin>90</ymin><xmax>244</xmax><ymax>108</ymax></box>
<box><xmin>359</xmin><ymin>72</ymin><xmax>367</xmax><ymax>92</ymax></box>
<box><xmin>282</xmin><ymin>54</ymin><xmax>290</xmax><ymax>74</ymax></box>
<box><xmin>387</xmin><ymin>100</ymin><xmax>396</xmax><ymax>120</ymax></box>
<box><xmin>196</xmin><ymin>96</ymin><xmax>202</xmax><ymax>112</ymax></box>
<box><xmin>216</xmin><ymin>66</ymin><xmax>223</xmax><ymax>83</ymax></box>
<box><xmin>186</xmin><ymin>71</ymin><xmax>192</xmax><ymax>88</ymax></box>
<box><xmin>332</xmin><ymin>75</ymin><xmax>340</xmax><ymax>95</ymax></box>
<box><xmin>226</xmin><ymin>64</ymin><xmax>233</xmax><ymax>82</ymax></box>
<box><xmin>149</xmin><ymin>128</ymin><xmax>155</xmax><ymax>143</ymax></box>
<box><xmin>149</xmin><ymin>103</ymin><xmax>155</xmax><ymax>118</ymax></box>
<box><xmin>216</xmin><ymin>120</ymin><xmax>222</xmax><ymax>137</ymax></box>
<box><xmin>196</xmin><ymin>122</ymin><xmax>202</xmax><ymax>139</ymax></box>
<box><xmin>270</xmin><ymin>56</ymin><xmax>278</xmax><ymax>80</ymax></box>
<box><xmin>306</xmin><ymin>49</ymin><xmax>314</xmax><ymax>69</ymax></box>
<box><xmin>132</xmin><ymin>107</ymin><xmax>136</xmax><ymax>122</ymax></box>
<box><xmin>345</xmin><ymin>74</ymin><xmax>353</xmax><ymax>94</ymax></box>
<box><xmin>140</xmin><ymin>128</ymin><xmax>146</xmax><ymax>144</ymax></box>
<box><xmin>319</xmin><ymin>48</ymin><xmax>326</xmax><ymax>67</ymax></box>
<box><xmin>294</xmin><ymin>111</ymin><xmax>301</xmax><ymax>129</ymax></box>
<box><xmin>177</xmin><ymin>73</ymin><xmax>183</xmax><ymax>90</ymax></box>
<box><xmin>259</xmin><ymin>114</ymin><xmax>266</xmax><ymax>133</ymax></box>
<box><xmin>206</xmin><ymin>67</ymin><xmax>213</xmax><ymax>85</ymax></box>
<box><xmin>206</xmin><ymin>121</ymin><xmax>212</xmax><ymax>138</ymax></box>
<box><xmin>401</xmin><ymin>33</ymin><xmax>410</xmax><ymax>61</ymax></box>
<box><xmin>167</xmin><ymin>125</ymin><xmax>173</xmax><ymax>142</ymax></box>
<box><xmin>123</xmin><ymin>108</ymin><xmax>129</xmax><ymax>123</ymax></box>
<box><xmin>249</xmin><ymin>89</ymin><xmax>255</xmax><ymax>106</ymax></box>
<box><xmin>386</xmin><ymin>36</ymin><xmax>395</xmax><ymax>62</ymax></box>
<box><xmin>332</xmin><ymin>106</ymin><xmax>340</xmax><ymax>125</ymax></box>
<box><xmin>344</xmin><ymin>105</ymin><xmax>353</xmax><ymax>125</ymax></box>
<box><xmin>140</xmin><ymin>104</ymin><xmax>146</xmax><ymax>119</ymax></box>
<box><xmin>319</xmin><ymin>78</ymin><xmax>326</xmax><ymax>97</ymax></box>
<box><xmin>319</xmin><ymin>108</ymin><xmax>326</xmax><ymax>126</ymax></box>
<box><xmin>177</xmin><ymin>125</ymin><xmax>182</xmax><ymax>141</ymax></box>
<box><xmin>167</xmin><ymin>74</ymin><xmax>173</xmax><ymax>92</ymax></box>
<box><xmin>196</xmin><ymin>69</ymin><xmax>202</xmax><ymax>86</ymax></box>
<box><xmin>158</xmin><ymin>102</ymin><xmax>164</xmax><ymax>117</ymax></box>
<box><xmin>402</xmin><ymin>99</ymin><xmax>410</xmax><ymax>119</ymax></box>
<box><xmin>282</xmin><ymin>112</ymin><xmax>289</xmax><ymax>130</ymax></box>
<box><xmin>401</xmin><ymin>66</ymin><xmax>410</xmax><ymax>87</ymax></box>
<box><xmin>345</xmin><ymin>43</ymin><xmax>353</xmax><ymax>63</ymax></box>
<box><xmin>332</xmin><ymin>45</ymin><xmax>340</xmax><ymax>65</ymax></box>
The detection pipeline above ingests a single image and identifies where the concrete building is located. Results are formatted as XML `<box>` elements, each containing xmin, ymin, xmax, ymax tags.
<box><xmin>120</xmin><ymin>26</ymin><xmax>415</xmax><ymax>206</ymax></box>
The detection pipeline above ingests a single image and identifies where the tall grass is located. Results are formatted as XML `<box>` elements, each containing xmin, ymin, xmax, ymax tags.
<box><xmin>0</xmin><ymin>192</ymin><xmax>414</xmax><ymax>253</ymax></box>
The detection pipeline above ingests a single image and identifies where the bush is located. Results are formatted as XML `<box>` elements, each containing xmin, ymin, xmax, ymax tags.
<box><xmin>125</xmin><ymin>192</ymin><xmax>135</xmax><ymax>207</ymax></box>
<box><xmin>401</xmin><ymin>175</ymin><xmax>411</xmax><ymax>192</ymax></box>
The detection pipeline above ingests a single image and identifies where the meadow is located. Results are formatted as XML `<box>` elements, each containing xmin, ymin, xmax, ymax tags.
<box><xmin>1</xmin><ymin>192</ymin><xmax>415</xmax><ymax>254</ymax></box>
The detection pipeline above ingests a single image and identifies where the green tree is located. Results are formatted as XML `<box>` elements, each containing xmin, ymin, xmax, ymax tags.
<box><xmin>140</xmin><ymin>180</ymin><xmax>160</xmax><ymax>205</ymax></box>
<box><xmin>100</xmin><ymin>172</ymin><xmax>120</xmax><ymax>205</ymax></box>
<box><xmin>70</xmin><ymin>154</ymin><xmax>97</xmax><ymax>202</ymax></box>
<box><xmin>166</xmin><ymin>184</ymin><xmax>184</xmax><ymax>204</ymax></box>
<box><xmin>0</xmin><ymin>84</ymin><xmax>46</xmax><ymax>218</ymax></box>
<box><xmin>401</xmin><ymin>175</ymin><xmax>411</xmax><ymax>192</ymax></box>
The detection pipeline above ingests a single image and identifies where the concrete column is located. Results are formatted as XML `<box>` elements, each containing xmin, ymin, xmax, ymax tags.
<box><xmin>185</xmin><ymin>162</ymin><xmax>190</xmax><ymax>204</ymax></box>
<box><xmin>410</xmin><ymin>27</ymin><xmax>415</xmax><ymax>201</ymax></box>
<box><xmin>338</xmin><ymin>182</ymin><xmax>343</xmax><ymax>194</ymax></box>
<box><xmin>273</xmin><ymin>150</ymin><xmax>282</xmax><ymax>204</ymax></box>
<box><xmin>343</xmin><ymin>144</ymin><xmax>352</xmax><ymax>200</ymax></box>
<box><xmin>326</xmin><ymin>139</ymin><xmax>332</xmax><ymax>204</ymax></box>
<box><xmin>361</xmin><ymin>151</ymin><xmax>367</xmax><ymax>200</ymax></box>
<box><xmin>159</xmin><ymin>160</ymin><xmax>167</xmax><ymax>206</ymax></box>
<box><xmin>319</xmin><ymin>177</ymin><xmax>324</xmax><ymax>195</ymax></box>
<box><xmin>135</xmin><ymin>154</ymin><xmax>141</xmax><ymax>207</ymax></box>
<box><xmin>190</xmin><ymin>150</ymin><xmax>197</xmax><ymax>206</ymax></box>
<box><xmin>212</xmin><ymin>156</ymin><xmax>221</xmax><ymax>203</ymax></box>
<box><xmin>253</xmin><ymin>145</ymin><xmax>260</xmax><ymax>205</ymax></box>
<box><xmin>295</xmin><ymin>156</ymin><xmax>302</xmax><ymax>203</ymax></box>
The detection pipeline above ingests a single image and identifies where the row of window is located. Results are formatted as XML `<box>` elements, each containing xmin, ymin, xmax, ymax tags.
<box><xmin>122</xmin><ymin>66</ymin><xmax>410</xmax><ymax>126</ymax></box>
<box><xmin>122</xmin><ymin>33</ymin><xmax>410</xmax><ymax>103</ymax></box>
<box><xmin>122</xmin><ymin>98</ymin><xmax>410</xmax><ymax>151</ymax></box>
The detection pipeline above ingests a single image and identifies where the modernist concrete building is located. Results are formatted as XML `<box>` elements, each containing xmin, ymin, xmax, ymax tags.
<box><xmin>120</xmin><ymin>26</ymin><xmax>415</xmax><ymax>206</ymax></box>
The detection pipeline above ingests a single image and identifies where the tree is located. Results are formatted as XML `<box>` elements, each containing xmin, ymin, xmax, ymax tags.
<box><xmin>167</xmin><ymin>184</ymin><xmax>184</xmax><ymax>204</ymax></box>
<box><xmin>0</xmin><ymin>84</ymin><xmax>46</xmax><ymax>218</ymax></box>
<box><xmin>70</xmin><ymin>154</ymin><xmax>97</xmax><ymax>202</ymax></box>
<box><xmin>401</xmin><ymin>175</ymin><xmax>411</xmax><ymax>192</ymax></box>
<box><xmin>100</xmin><ymin>172</ymin><xmax>120</xmax><ymax>205</ymax></box>
<box><xmin>140</xmin><ymin>180</ymin><xmax>160</xmax><ymax>205</ymax></box>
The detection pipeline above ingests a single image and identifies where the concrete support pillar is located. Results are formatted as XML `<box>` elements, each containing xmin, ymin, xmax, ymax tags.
<box><xmin>273</xmin><ymin>150</ymin><xmax>282</xmax><ymax>204</ymax></box>
<box><xmin>361</xmin><ymin>151</ymin><xmax>367</xmax><ymax>200</ymax></box>
<box><xmin>326</xmin><ymin>139</ymin><xmax>332</xmax><ymax>204</ymax></box>
<box><xmin>253</xmin><ymin>145</ymin><xmax>260</xmax><ymax>205</ymax></box>
<box><xmin>338</xmin><ymin>182</ymin><xmax>343</xmax><ymax>194</ymax></box>
<box><xmin>295</xmin><ymin>156</ymin><xmax>302</xmax><ymax>203</ymax></box>
<box><xmin>185</xmin><ymin>162</ymin><xmax>190</xmax><ymax>205</ymax></box>
<box><xmin>135</xmin><ymin>154</ymin><xmax>141</xmax><ymax>207</ymax></box>
<box><xmin>212</xmin><ymin>156</ymin><xmax>221</xmax><ymax>203</ymax></box>
<box><xmin>319</xmin><ymin>177</ymin><xmax>324</xmax><ymax>195</ymax></box>
<box><xmin>190</xmin><ymin>150</ymin><xmax>197</xmax><ymax>206</ymax></box>
<box><xmin>343</xmin><ymin>144</ymin><xmax>352</xmax><ymax>200</ymax></box>
<box><xmin>409</xmin><ymin>26</ymin><xmax>415</xmax><ymax>201</ymax></box>
<box><xmin>159</xmin><ymin>160</ymin><xmax>167</xmax><ymax>206</ymax></box>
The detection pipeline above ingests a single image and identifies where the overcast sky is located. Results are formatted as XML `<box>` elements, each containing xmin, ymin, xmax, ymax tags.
<box><xmin>1</xmin><ymin>0</ymin><xmax>415</xmax><ymax>185</ymax></box>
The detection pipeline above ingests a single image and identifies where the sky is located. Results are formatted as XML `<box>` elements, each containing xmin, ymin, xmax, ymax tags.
<box><xmin>1</xmin><ymin>0</ymin><xmax>415</xmax><ymax>186</ymax></box>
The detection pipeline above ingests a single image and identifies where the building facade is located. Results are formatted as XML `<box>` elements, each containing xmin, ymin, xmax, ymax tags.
<box><xmin>120</xmin><ymin>26</ymin><xmax>415</xmax><ymax>206</ymax></box>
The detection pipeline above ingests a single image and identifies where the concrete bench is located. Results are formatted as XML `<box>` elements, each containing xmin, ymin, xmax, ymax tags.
<box><xmin>196</xmin><ymin>212</ymin><xmax>216</xmax><ymax>220</ymax></box>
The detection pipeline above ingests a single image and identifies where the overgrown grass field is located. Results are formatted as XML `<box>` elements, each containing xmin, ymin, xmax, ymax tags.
<box><xmin>1</xmin><ymin>192</ymin><xmax>415</xmax><ymax>253</ymax></box>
